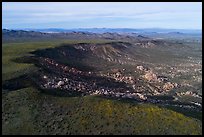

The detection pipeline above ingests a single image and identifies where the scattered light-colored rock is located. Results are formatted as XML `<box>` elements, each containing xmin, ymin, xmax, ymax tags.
<box><xmin>163</xmin><ymin>82</ymin><xmax>174</xmax><ymax>91</ymax></box>
<box><xmin>143</xmin><ymin>71</ymin><xmax>157</xmax><ymax>81</ymax></box>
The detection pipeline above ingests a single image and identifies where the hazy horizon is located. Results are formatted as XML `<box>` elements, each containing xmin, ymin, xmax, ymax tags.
<box><xmin>2</xmin><ymin>27</ymin><xmax>202</xmax><ymax>30</ymax></box>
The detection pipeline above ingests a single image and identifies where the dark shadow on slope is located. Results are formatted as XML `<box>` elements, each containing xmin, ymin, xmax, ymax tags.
<box><xmin>2</xmin><ymin>74</ymin><xmax>32</xmax><ymax>92</ymax></box>
<box><xmin>37</xmin><ymin>88</ymin><xmax>84</xmax><ymax>97</ymax></box>
<box><xmin>163</xmin><ymin>105</ymin><xmax>202</xmax><ymax>121</ymax></box>
<box><xmin>11</xmin><ymin>55</ymin><xmax>38</xmax><ymax>64</ymax></box>
<box><xmin>29</xmin><ymin>44</ymin><xmax>96</xmax><ymax>72</ymax></box>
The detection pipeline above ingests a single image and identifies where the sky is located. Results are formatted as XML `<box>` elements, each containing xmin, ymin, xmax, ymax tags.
<box><xmin>2</xmin><ymin>2</ymin><xmax>202</xmax><ymax>30</ymax></box>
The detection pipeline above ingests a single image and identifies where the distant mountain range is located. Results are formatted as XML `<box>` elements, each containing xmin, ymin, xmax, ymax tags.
<box><xmin>2</xmin><ymin>28</ymin><xmax>202</xmax><ymax>43</ymax></box>
<box><xmin>2</xmin><ymin>28</ymin><xmax>151</xmax><ymax>43</ymax></box>
<box><xmin>6</xmin><ymin>28</ymin><xmax>201</xmax><ymax>34</ymax></box>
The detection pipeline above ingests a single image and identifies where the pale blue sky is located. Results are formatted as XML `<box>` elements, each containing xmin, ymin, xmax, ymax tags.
<box><xmin>2</xmin><ymin>2</ymin><xmax>202</xmax><ymax>29</ymax></box>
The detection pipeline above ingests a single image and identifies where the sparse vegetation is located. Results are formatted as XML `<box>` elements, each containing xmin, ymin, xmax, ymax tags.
<box><xmin>2</xmin><ymin>30</ymin><xmax>202</xmax><ymax>135</ymax></box>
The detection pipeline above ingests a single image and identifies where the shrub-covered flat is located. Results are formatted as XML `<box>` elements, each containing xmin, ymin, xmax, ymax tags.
<box><xmin>2</xmin><ymin>87</ymin><xmax>202</xmax><ymax>135</ymax></box>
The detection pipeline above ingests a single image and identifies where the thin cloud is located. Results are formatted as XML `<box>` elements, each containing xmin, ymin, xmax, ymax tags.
<box><xmin>2</xmin><ymin>2</ymin><xmax>202</xmax><ymax>29</ymax></box>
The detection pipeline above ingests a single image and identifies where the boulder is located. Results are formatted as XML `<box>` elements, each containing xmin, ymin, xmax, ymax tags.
<box><xmin>57</xmin><ymin>81</ymin><xmax>64</xmax><ymax>87</ymax></box>
<box><xmin>137</xmin><ymin>65</ymin><xmax>149</xmax><ymax>71</ymax></box>
<box><xmin>163</xmin><ymin>82</ymin><xmax>174</xmax><ymax>91</ymax></box>
<box><xmin>137</xmin><ymin>65</ymin><xmax>144</xmax><ymax>71</ymax></box>
<box><xmin>157</xmin><ymin>76</ymin><xmax>168</xmax><ymax>82</ymax></box>
<box><xmin>136</xmin><ymin>93</ymin><xmax>147</xmax><ymax>100</ymax></box>
<box><xmin>143</xmin><ymin>71</ymin><xmax>157</xmax><ymax>81</ymax></box>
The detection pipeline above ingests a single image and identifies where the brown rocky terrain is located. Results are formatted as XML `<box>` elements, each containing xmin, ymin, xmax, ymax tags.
<box><xmin>13</xmin><ymin>41</ymin><xmax>200</xmax><ymax>112</ymax></box>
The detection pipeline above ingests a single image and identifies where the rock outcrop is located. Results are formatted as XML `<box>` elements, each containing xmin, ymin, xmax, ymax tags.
<box><xmin>163</xmin><ymin>82</ymin><xmax>174</xmax><ymax>91</ymax></box>
<box><xmin>143</xmin><ymin>71</ymin><xmax>157</xmax><ymax>81</ymax></box>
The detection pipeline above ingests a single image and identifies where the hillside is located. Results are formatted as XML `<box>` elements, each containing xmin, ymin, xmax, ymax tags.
<box><xmin>2</xmin><ymin>30</ymin><xmax>202</xmax><ymax>135</ymax></box>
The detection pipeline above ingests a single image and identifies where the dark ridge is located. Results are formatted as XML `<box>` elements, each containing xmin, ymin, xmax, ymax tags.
<box><xmin>34</xmin><ymin>86</ymin><xmax>84</xmax><ymax>97</ymax></box>
<box><xmin>137</xmin><ymin>35</ymin><xmax>149</xmax><ymax>39</ymax></box>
